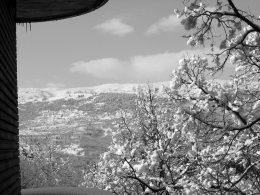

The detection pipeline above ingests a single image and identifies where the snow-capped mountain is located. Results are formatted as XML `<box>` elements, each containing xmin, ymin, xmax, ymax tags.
<box><xmin>18</xmin><ymin>82</ymin><xmax>170</xmax><ymax>104</ymax></box>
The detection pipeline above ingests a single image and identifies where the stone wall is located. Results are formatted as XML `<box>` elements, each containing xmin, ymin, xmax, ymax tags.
<box><xmin>0</xmin><ymin>0</ymin><xmax>20</xmax><ymax>194</ymax></box>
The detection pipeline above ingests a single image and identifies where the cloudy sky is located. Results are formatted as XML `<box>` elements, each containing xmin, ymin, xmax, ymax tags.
<box><xmin>17</xmin><ymin>0</ymin><xmax>259</xmax><ymax>88</ymax></box>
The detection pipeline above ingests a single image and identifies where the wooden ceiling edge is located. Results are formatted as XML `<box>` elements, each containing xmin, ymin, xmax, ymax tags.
<box><xmin>15</xmin><ymin>0</ymin><xmax>109</xmax><ymax>23</ymax></box>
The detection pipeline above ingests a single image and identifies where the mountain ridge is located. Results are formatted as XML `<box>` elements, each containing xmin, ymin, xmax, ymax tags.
<box><xmin>18</xmin><ymin>82</ymin><xmax>170</xmax><ymax>103</ymax></box>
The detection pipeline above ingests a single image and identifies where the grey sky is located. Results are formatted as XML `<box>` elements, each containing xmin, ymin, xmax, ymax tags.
<box><xmin>17</xmin><ymin>0</ymin><xmax>260</xmax><ymax>88</ymax></box>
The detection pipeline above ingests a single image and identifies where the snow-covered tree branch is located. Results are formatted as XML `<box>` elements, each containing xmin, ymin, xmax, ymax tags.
<box><xmin>90</xmin><ymin>1</ymin><xmax>260</xmax><ymax>194</ymax></box>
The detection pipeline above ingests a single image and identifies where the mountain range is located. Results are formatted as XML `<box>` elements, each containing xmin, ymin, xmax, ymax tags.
<box><xmin>18</xmin><ymin>82</ymin><xmax>170</xmax><ymax>161</ymax></box>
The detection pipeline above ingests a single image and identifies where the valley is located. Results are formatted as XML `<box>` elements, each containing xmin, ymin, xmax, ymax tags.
<box><xmin>18</xmin><ymin>83</ymin><xmax>168</xmax><ymax>161</ymax></box>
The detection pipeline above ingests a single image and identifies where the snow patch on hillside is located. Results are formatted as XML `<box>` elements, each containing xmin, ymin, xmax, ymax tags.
<box><xmin>60</xmin><ymin>144</ymin><xmax>85</xmax><ymax>156</ymax></box>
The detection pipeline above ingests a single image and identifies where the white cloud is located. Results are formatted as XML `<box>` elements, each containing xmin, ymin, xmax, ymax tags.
<box><xmin>70</xmin><ymin>49</ymin><xmax>209</xmax><ymax>83</ymax></box>
<box><xmin>94</xmin><ymin>18</ymin><xmax>134</xmax><ymax>36</ymax></box>
<box><xmin>146</xmin><ymin>14</ymin><xmax>182</xmax><ymax>35</ymax></box>
<box><xmin>70</xmin><ymin>58</ymin><xmax>129</xmax><ymax>79</ymax></box>
<box><xmin>46</xmin><ymin>82</ymin><xmax>65</xmax><ymax>88</ymax></box>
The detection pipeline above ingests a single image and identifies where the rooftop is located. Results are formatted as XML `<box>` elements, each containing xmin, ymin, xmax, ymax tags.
<box><xmin>16</xmin><ymin>0</ymin><xmax>109</xmax><ymax>22</ymax></box>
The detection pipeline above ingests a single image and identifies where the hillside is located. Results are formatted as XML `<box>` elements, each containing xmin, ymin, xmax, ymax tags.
<box><xmin>18</xmin><ymin>82</ymin><xmax>169</xmax><ymax>161</ymax></box>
